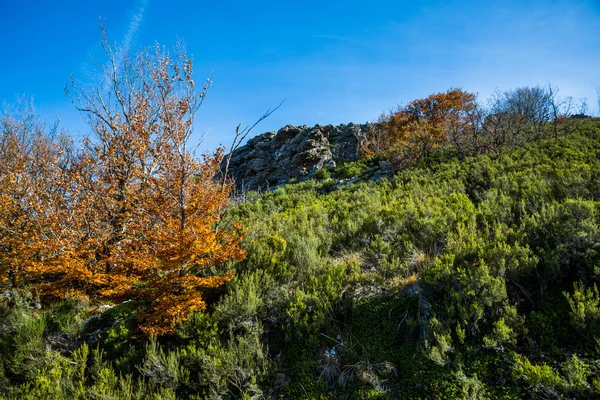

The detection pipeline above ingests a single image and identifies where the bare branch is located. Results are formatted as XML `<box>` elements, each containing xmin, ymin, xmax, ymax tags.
<box><xmin>221</xmin><ymin>99</ymin><xmax>285</xmax><ymax>188</ymax></box>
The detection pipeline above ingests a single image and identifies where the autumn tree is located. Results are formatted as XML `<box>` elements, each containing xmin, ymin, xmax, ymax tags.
<box><xmin>362</xmin><ymin>88</ymin><xmax>479</xmax><ymax>167</ymax></box>
<box><xmin>0</xmin><ymin>99</ymin><xmax>76</xmax><ymax>290</ymax></box>
<box><xmin>65</xmin><ymin>31</ymin><xmax>246</xmax><ymax>334</ymax></box>
<box><xmin>1</xmin><ymin>32</ymin><xmax>246</xmax><ymax>335</ymax></box>
<box><xmin>361</xmin><ymin>85</ymin><xmax>586</xmax><ymax>166</ymax></box>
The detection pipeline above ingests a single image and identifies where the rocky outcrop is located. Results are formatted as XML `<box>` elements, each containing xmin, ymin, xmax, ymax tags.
<box><xmin>224</xmin><ymin>123</ymin><xmax>371</xmax><ymax>191</ymax></box>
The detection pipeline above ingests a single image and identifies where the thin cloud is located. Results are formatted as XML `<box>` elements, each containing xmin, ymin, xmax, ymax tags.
<box><xmin>121</xmin><ymin>0</ymin><xmax>148</xmax><ymax>54</ymax></box>
<box><xmin>76</xmin><ymin>0</ymin><xmax>149</xmax><ymax>84</ymax></box>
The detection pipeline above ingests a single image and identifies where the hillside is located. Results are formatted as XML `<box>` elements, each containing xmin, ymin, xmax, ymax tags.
<box><xmin>1</xmin><ymin>118</ymin><xmax>600</xmax><ymax>399</ymax></box>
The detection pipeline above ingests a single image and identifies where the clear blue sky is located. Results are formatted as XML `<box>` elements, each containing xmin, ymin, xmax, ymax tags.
<box><xmin>1</xmin><ymin>0</ymin><xmax>599</xmax><ymax>152</ymax></box>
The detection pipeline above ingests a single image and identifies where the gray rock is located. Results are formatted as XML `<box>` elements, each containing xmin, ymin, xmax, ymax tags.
<box><xmin>224</xmin><ymin>122</ymin><xmax>372</xmax><ymax>191</ymax></box>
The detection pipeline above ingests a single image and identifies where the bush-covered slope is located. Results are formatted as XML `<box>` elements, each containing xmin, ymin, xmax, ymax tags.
<box><xmin>2</xmin><ymin>119</ymin><xmax>600</xmax><ymax>399</ymax></box>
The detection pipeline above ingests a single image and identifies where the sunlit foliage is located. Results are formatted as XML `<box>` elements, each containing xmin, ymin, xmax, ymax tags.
<box><xmin>0</xmin><ymin>36</ymin><xmax>245</xmax><ymax>335</ymax></box>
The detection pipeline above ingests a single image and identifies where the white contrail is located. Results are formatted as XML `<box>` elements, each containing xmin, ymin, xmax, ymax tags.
<box><xmin>121</xmin><ymin>0</ymin><xmax>148</xmax><ymax>54</ymax></box>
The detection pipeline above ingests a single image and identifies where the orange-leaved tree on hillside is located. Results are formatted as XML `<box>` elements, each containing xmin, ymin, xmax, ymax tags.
<box><xmin>361</xmin><ymin>88</ymin><xmax>479</xmax><ymax>166</ymax></box>
<box><xmin>0</xmin><ymin>99</ymin><xmax>77</xmax><ymax>290</ymax></box>
<box><xmin>64</xmin><ymin>33</ymin><xmax>246</xmax><ymax>334</ymax></box>
<box><xmin>1</xmin><ymin>33</ymin><xmax>246</xmax><ymax>335</ymax></box>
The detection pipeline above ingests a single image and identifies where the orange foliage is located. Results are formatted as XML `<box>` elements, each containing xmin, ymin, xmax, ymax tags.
<box><xmin>0</xmin><ymin>38</ymin><xmax>245</xmax><ymax>335</ymax></box>
<box><xmin>362</xmin><ymin>88</ymin><xmax>478</xmax><ymax>165</ymax></box>
<box><xmin>0</xmin><ymin>100</ymin><xmax>76</xmax><ymax>289</ymax></box>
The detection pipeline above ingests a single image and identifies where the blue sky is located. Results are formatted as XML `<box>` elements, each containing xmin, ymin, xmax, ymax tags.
<box><xmin>1</xmin><ymin>0</ymin><xmax>599</xmax><ymax>152</ymax></box>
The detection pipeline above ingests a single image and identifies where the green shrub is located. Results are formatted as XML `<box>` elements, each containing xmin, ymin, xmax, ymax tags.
<box><xmin>564</xmin><ymin>281</ymin><xmax>600</xmax><ymax>345</ymax></box>
<box><xmin>513</xmin><ymin>355</ymin><xmax>565</xmax><ymax>397</ymax></box>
